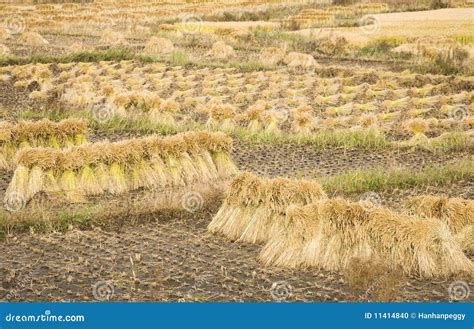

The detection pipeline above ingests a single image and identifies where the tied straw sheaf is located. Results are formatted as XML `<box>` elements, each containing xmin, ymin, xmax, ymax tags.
<box><xmin>208</xmin><ymin>172</ymin><xmax>327</xmax><ymax>244</ymax></box>
<box><xmin>5</xmin><ymin>131</ymin><xmax>237</xmax><ymax>204</ymax></box>
<box><xmin>259</xmin><ymin>198</ymin><xmax>473</xmax><ymax>278</ymax></box>
<box><xmin>405</xmin><ymin>195</ymin><xmax>474</xmax><ymax>253</ymax></box>
<box><xmin>0</xmin><ymin>119</ymin><xmax>88</xmax><ymax>170</ymax></box>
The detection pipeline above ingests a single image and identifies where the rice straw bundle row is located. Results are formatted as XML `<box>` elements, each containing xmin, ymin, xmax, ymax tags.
<box><xmin>208</xmin><ymin>172</ymin><xmax>327</xmax><ymax>244</ymax></box>
<box><xmin>235</xmin><ymin>103</ymin><xmax>297</xmax><ymax>135</ymax></box>
<box><xmin>260</xmin><ymin>198</ymin><xmax>473</xmax><ymax>278</ymax></box>
<box><xmin>455</xmin><ymin>226</ymin><xmax>474</xmax><ymax>255</ymax></box>
<box><xmin>206</xmin><ymin>103</ymin><xmax>237</xmax><ymax>132</ymax></box>
<box><xmin>0</xmin><ymin>119</ymin><xmax>88</xmax><ymax>170</ymax></box>
<box><xmin>235</xmin><ymin>104</ymin><xmax>266</xmax><ymax>133</ymax></box>
<box><xmin>5</xmin><ymin>131</ymin><xmax>238</xmax><ymax>204</ymax></box>
<box><xmin>405</xmin><ymin>195</ymin><xmax>474</xmax><ymax>253</ymax></box>
<box><xmin>112</xmin><ymin>92</ymin><xmax>178</xmax><ymax>125</ymax></box>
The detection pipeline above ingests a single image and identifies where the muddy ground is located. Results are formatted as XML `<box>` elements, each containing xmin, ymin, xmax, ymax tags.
<box><xmin>1</xmin><ymin>207</ymin><xmax>473</xmax><ymax>303</ymax></box>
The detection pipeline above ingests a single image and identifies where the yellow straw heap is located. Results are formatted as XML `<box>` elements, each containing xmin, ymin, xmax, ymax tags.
<box><xmin>208</xmin><ymin>172</ymin><xmax>327</xmax><ymax>244</ymax></box>
<box><xmin>0</xmin><ymin>119</ymin><xmax>88</xmax><ymax>170</ymax></box>
<box><xmin>405</xmin><ymin>195</ymin><xmax>474</xmax><ymax>253</ymax></box>
<box><xmin>5</xmin><ymin>131</ymin><xmax>237</xmax><ymax>205</ymax></box>
<box><xmin>259</xmin><ymin>198</ymin><xmax>473</xmax><ymax>278</ymax></box>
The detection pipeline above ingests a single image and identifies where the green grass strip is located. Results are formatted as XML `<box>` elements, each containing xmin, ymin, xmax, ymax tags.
<box><xmin>320</xmin><ymin>160</ymin><xmax>474</xmax><ymax>194</ymax></box>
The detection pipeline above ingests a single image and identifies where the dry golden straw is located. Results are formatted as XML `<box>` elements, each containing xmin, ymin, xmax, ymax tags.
<box><xmin>0</xmin><ymin>119</ymin><xmax>88</xmax><ymax>170</ymax></box>
<box><xmin>405</xmin><ymin>195</ymin><xmax>474</xmax><ymax>253</ymax></box>
<box><xmin>5</xmin><ymin>131</ymin><xmax>237</xmax><ymax>205</ymax></box>
<box><xmin>259</xmin><ymin>198</ymin><xmax>473</xmax><ymax>278</ymax></box>
<box><xmin>208</xmin><ymin>172</ymin><xmax>327</xmax><ymax>244</ymax></box>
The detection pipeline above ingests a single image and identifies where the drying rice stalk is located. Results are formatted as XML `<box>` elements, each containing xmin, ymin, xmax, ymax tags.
<box><xmin>208</xmin><ymin>172</ymin><xmax>327</xmax><ymax>244</ymax></box>
<box><xmin>291</xmin><ymin>107</ymin><xmax>315</xmax><ymax>135</ymax></box>
<box><xmin>206</xmin><ymin>103</ymin><xmax>237</xmax><ymax>132</ymax></box>
<box><xmin>381</xmin><ymin>97</ymin><xmax>410</xmax><ymax>111</ymax></box>
<box><xmin>455</xmin><ymin>226</ymin><xmax>474</xmax><ymax>255</ymax></box>
<box><xmin>19</xmin><ymin>32</ymin><xmax>49</xmax><ymax>46</ymax></box>
<box><xmin>412</xmin><ymin>95</ymin><xmax>441</xmax><ymax>107</ymax></box>
<box><xmin>260</xmin><ymin>109</ymin><xmax>286</xmax><ymax>135</ymax></box>
<box><xmin>405</xmin><ymin>195</ymin><xmax>473</xmax><ymax>234</ymax></box>
<box><xmin>405</xmin><ymin>195</ymin><xmax>474</xmax><ymax>253</ymax></box>
<box><xmin>259</xmin><ymin>47</ymin><xmax>285</xmax><ymax>68</ymax></box>
<box><xmin>206</xmin><ymin>41</ymin><xmax>235</xmax><ymax>60</ymax></box>
<box><xmin>284</xmin><ymin>52</ymin><xmax>319</xmax><ymax>70</ymax></box>
<box><xmin>5</xmin><ymin>131</ymin><xmax>238</xmax><ymax>205</ymax></box>
<box><xmin>259</xmin><ymin>198</ymin><xmax>473</xmax><ymax>278</ymax></box>
<box><xmin>358</xmin><ymin>114</ymin><xmax>379</xmax><ymax>128</ymax></box>
<box><xmin>237</xmin><ymin>103</ymin><xmax>265</xmax><ymax>133</ymax></box>
<box><xmin>143</xmin><ymin>37</ymin><xmax>174</xmax><ymax>56</ymax></box>
<box><xmin>100</xmin><ymin>29</ymin><xmax>128</xmax><ymax>46</ymax></box>
<box><xmin>68</xmin><ymin>42</ymin><xmax>94</xmax><ymax>53</ymax></box>
<box><xmin>0</xmin><ymin>44</ymin><xmax>11</xmax><ymax>57</ymax></box>
<box><xmin>403</xmin><ymin>118</ymin><xmax>431</xmax><ymax>149</ymax></box>
<box><xmin>0</xmin><ymin>119</ymin><xmax>88</xmax><ymax>170</ymax></box>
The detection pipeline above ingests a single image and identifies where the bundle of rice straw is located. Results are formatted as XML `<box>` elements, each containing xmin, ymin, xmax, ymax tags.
<box><xmin>402</xmin><ymin>118</ymin><xmax>432</xmax><ymax>149</ymax></box>
<box><xmin>206</xmin><ymin>103</ymin><xmax>237</xmax><ymax>132</ymax></box>
<box><xmin>0</xmin><ymin>44</ymin><xmax>11</xmax><ymax>57</ymax></box>
<box><xmin>235</xmin><ymin>103</ymin><xmax>266</xmax><ymax>133</ymax></box>
<box><xmin>405</xmin><ymin>195</ymin><xmax>474</xmax><ymax>253</ymax></box>
<box><xmin>455</xmin><ymin>226</ymin><xmax>474</xmax><ymax>255</ymax></box>
<box><xmin>283</xmin><ymin>52</ymin><xmax>319</xmax><ymax>69</ymax></box>
<box><xmin>206</xmin><ymin>41</ymin><xmax>235</xmax><ymax>60</ymax></box>
<box><xmin>259</xmin><ymin>110</ymin><xmax>283</xmax><ymax>135</ymax></box>
<box><xmin>0</xmin><ymin>28</ymin><xmax>8</xmax><ymax>42</ymax></box>
<box><xmin>291</xmin><ymin>106</ymin><xmax>315</xmax><ymax>135</ymax></box>
<box><xmin>260</xmin><ymin>198</ymin><xmax>473</xmax><ymax>278</ymax></box>
<box><xmin>208</xmin><ymin>172</ymin><xmax>327</xmax><ymax>244</ymax></box>
<box><xmin>68</xmin><ymin>42</ymin><xmax>94</xmax><ymax>53</ymax></box>
<box><xmin>5</xmin><ymin>131</ymin><xmax>238</xmax><ymax>204</ymax></box>
<box><xmin>0</xmin><ymin>119</ymin><xmax>88</xmax><ymax>170</ymax></box>
<box><xmin>259</xmin><ymin>47</ymin><xmax>286</xmax><ymax>67</ymax></box>
<box><xmin>99</xmin><ymin>29</ymin><xmax>128</xmax><ymax>46</ymax></box>
<box><xmin>19</xmin><ymin>32</ymin><xmax>49</xmax><ymax>46</ymax></box>
<box><xmin>143</xmin><ymin>37</ymin><xmax>175</xmax><ymax>56</ymax></box>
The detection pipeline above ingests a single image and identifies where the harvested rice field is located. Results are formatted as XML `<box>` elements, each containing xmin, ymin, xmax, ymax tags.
<box><xmin>0</xmin><ymin>0</ymin><xmax>473</xmax><ymax>303</ymax></box>
<box><xmin>294</xmin><ymin>8</ymin><xmax>474</xmax><ymax>43</ymax></box>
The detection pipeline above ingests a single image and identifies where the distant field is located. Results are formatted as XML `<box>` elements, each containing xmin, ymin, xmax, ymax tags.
<box><xmin>294</xmin><ymin>8</ymin><xmax>474</xmax><ymax>43</ymax></box>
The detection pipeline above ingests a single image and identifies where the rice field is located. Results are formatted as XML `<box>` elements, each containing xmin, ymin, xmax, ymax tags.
<box><xmin>0</xmin><ymin>0</ymin><xmax>472</xmax><ymax>303</ymax></box>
